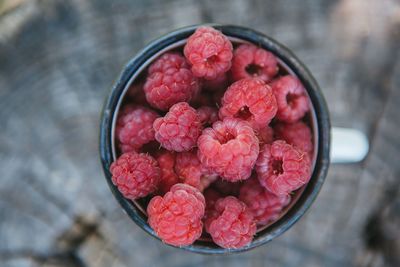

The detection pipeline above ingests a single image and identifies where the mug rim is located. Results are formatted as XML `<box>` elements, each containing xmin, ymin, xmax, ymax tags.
<box><xmin>99</xmin><ymin>24</ymin><xmax>331</xmax><ymax>254</ymax></box>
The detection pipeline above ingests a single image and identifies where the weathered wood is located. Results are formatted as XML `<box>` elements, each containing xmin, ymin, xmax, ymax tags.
<box><xmin>0</xmin><ymin>0</ymin><xmax>399</xmax><ymax>266</ymax></box>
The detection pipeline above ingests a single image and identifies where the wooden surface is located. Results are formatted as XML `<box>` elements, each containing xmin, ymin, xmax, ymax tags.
<box><xmin>0</xmin><ymin>0</ymin><xmax>399</xmax><ymax>266</ymax></box>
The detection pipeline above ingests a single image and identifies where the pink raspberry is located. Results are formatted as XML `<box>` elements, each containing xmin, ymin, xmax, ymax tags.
<box><xmin>147</xmin><ymin>183</ymin><xmax>205</xmax><ymax>246</ymax></box>
<box><xmin>184</xmin><ymin>26</ymin><xmax>233</xmax><ymax>80</ymax></box>
<box><xmin>110</xmin><ymin>152</ymin><xmax>160</xmax><ymax>200</ymax></box>
<box><xmin>155</xmin><ymin>151</ymin><xmax>179</xmax><ymax>194</ymax></box>
<box><xmin>255</xmin><ymin>126</ymin><xmax>274</xmax><ymax>146</ymax></box>
<box><xmin>197</xmin><ymin>118</ymin><xmax>259</xmax><ymax>181</ymax></box>
<box><xmin>115</xmin><ymin>105</ymin><xmax>159</xmax><ymax>153</ymax></box>
<box><xmin>197</xmin><ymin>106</ymin><xmax>219</xmax><ymax>126</ymax></box>
<box><xmin>148</xmin><ymin>52</ymin><xmax>189</xmax><ymax>74</ymax></box>
<box><xmin>239</xmin><ymin>177</ymin><xmax>290</xmax><ymax>225</ymax></box>
<box><xmin>202</xmin><ymin>73</ymin><xmax>229</xmax><ymax>91</ymax></box>
<box><xmin>153</xmin><ymin>102</ymin><xmax>202</xmax><ymax>152</ymax></box>
<box><xmin>256</xmin><ymin>140</ymin><xmax>311</xmax><ymax>196</ymax></box>
<box><xmin>231</xmin><ymin>44</ymin><xmax>278</xmax><ymax>82</ymax></box>
<box><xmin>274</xmin><ymin>121</ymin><xmax>313</xmax><ymax>157</ymax></box>
<box><xmin>175</xmin><ymin>150</ymin><xmax>217</xmax><ymax>191</ymax></box>
<box><xmin>205</xmin><ymin>196</ymin><xmax>256</xmax><ymax>249</ymax></box>
<box><xmin>144</xmin><ymin>58</ymin><xmax>200</xmax><ymax>111</ymax></box>
<box><xmin>219</xmin><ymin>78</ymin><xmax>277</xmax><ymax>130</ymax></box>
<box><xmin>271</xmin><ymin>75</ymin><xmax>310</xmax><ymax>122</ymax></box>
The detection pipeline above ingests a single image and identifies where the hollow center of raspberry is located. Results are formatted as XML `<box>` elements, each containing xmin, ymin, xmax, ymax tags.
<box><xmin>219</xmin><ymin>132</ymin><xmax>235</xmax><ymax>144</ymax></box>
<box><xmin>272</xmin><ymin>158</ymin><xmax>284</xmax><ymax>175</ymax></box>
<box><xmin>286</xmin><ymin>93</ymin><xmax>298</xmax><ymax>107</ymax></box>
<box><xmin>207</xmin><ymin>55</ymin><xmax>219</xmax><ymax>65</ymax></box>
<box><xmin>246</xmin><ymin>64</ymin><xmax>262</xmax><ymax>76</ymax></box>
<box><xmin>235</xmin><ymin>106</ymin><xmax>252</xmax><ymax>120</ymax></box>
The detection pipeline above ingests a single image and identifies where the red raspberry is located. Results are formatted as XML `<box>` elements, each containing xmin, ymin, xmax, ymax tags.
<box><xmin>271</xmin><ymin>75</ymin><xmax>310</xmax><ymax>122</ymax></box>
<box><xmin>147</xmin><ymin>183</ymin><xmax>205</xmax><ymax>246</ymax></box>
<box><xmin>239</xmin><ymin>177</ymin><xmax>290</xmax><ymax>225</ymax></box>
<box><xmin>231</xmin><ymin>44</ymin><xmax>278</xmax><ymax>83</ymax></box>
<box><xmin>155</xmin><ymin>151</ymin><xmax>179</xmax><ymax>194</ymax></box>
<box><xmin>175</xmin><ymin>150</ymin><xmax>218</xmax><ymax>191</ymax></box>
<box><xmin>110</xmin><ymin>152</ymin><xmax>160</xmax><ymax>200</ymax></box>
<box><xmin>116</xmin><ymin>106</ymin><xmax>159</xmax><ymax>153</ymax></box>
<box><xmin>197</xmin><ymin>106</ymin><xmax>218</xmax><ymax>126</ymax></box>
<box><xmin>202</xmin><ymin>73</ymin><xmax>229</xmax><ymax>91</ymax></box>
<box><xmin>255</xmin><ymin>126</ymin><xmax>274</xmax><ymax>146</ymax></box>
<box><xmin>148</xmin><ymin>52</ymin><xmax>189</xmax><ymax>74</ymax></box>
<box><xmin>153</xmin><ymin>102</ymin><xmax>202</xmax><ymax>152</ymax></box>
<box><xmin>256</xmin><ymin>140</ymin><xmax>311</xmax><ymax>196</ymax></box>
<box><xmin>197</xmin><ymin>118</ymin><xmax>259</xmax><ymax>181</ymax></box>
<box><xmin>219</xmin><ymin>78</ymin><xmax>277</xmax><ymax>130</ymax></box>
<box><xmin>205</xmin><ymin>196</ymin><xmax>256</xmax><ymax>249</ymax></box>
<box><xmin>184</xmin><ymin>26</ymin><xmax>233</xmax><ymax>80</ymax></box>
<box><xmin>144</xmin><ymin>61</ymin><xmax>200</xmax><ymax>111</ymax></box>
<box><xmin>274</xmin><ymin>121</ymin><xmax>313</xmax><ymax>156</ymax></box>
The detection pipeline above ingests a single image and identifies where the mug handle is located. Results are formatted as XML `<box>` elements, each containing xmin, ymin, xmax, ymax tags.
<box><xmin>330</xmin><ymin>127</ymin><xmax>369</xmax><ymax>163</ymax></box>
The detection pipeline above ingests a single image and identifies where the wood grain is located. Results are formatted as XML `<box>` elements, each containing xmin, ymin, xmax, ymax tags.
<box><xmin>0</xmin><ymin>0</ymin><xmax>399</xmax><ymax>266</ymax></box>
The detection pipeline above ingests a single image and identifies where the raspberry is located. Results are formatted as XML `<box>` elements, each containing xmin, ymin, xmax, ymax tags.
<box><xmin>155</xmin><ymin>151</ymin><xmax>179</xmax><ymax>194</ymax></box>
<box><xmin>274</xmin><ymin>121</ymin><xmax>313</xmax><ymax>156</ymax></box>
<box><xmin>205</xmin><ymin>196</ymin><xmax>256</xmax><ymax>249</ymax></box>
<box><xmin>175</xmin><ymin>150</ymin><xmax>217</xmax><ymax>191</ymax></box>
<box><xmin>202</xmin><ymin>73</ymin><xmax>229</xmax><ymax>91</ymax></box>
<box><xmin>153</xmin><ymin>102</ymin><xmax>202</xmax><ymax>152</ymax></box>
<box><xmin>110</xmin><ymin>152</ymin><xmax>160</xmax><ymax>200</ymax></box>
<box><xmin>197</xmin><ymin>118</ymin><xmax>259</xmax><ymax>181</ymax></box>
<box><xmin>219</xmin><ymin>78</ymin><xmax>277</xmax><ymax>130</ymax></box>
<box><xmin>256</xmin><ymin>140</ymin><xmax>311</xmax><ymax>196</ymax></box>
<box><xmin>147</xmin><ymin>183</ymin><xmax>205</xmax><ymax>246</ymax></box>
<box><xmin>239</xmin><ymin>177</ymin><xmax>290</xmax><ymax>225</ymax></box>
<box><xmin>148</xmin><ymin>52</ymin><xmax>189</xmax><ymax>75</ymax></box>
<box><xmin>231</xmin><ymin>44</ymin><xmax>278</xmax><ymax>82</ymax></box>
<box><xmin>197</xmin><ymin>106</ymin><xmax>218</xmax><ymax>126</ymax></box>
<box><xmin>116</xmin><ymin>106</ymin><xmax>159</xmax><ymax>153</ymax></box>
<box><xmin>271</xmin><ymin>75</ymin><xmax>310</xmax><ymax>122</ymax></box>
<box><xmin>255</xmin><ymin>126</ymin><xmax>274</xmax><ymax>146</ymax></box>
<box><xmin>184</xmin><ymin>26</ymin><xmax>233</xmax><ymax>80</ymax></box>
<box><xmin>144</xmin><ymin>61</ymin><xmax>200</xmax><ymax>111</ymax></box>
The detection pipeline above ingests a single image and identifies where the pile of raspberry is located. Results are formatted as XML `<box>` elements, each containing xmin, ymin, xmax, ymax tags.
<box><xmin>110</xmin><ymin>26</ymin><xmax>313</xmax><ymax>249</ymax></box>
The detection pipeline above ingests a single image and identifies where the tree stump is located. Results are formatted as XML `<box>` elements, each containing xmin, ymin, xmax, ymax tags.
<box><xmin>0</xmin><ymin>0</ymin><xmax>399</xmax><ymax>266</ymax></box>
